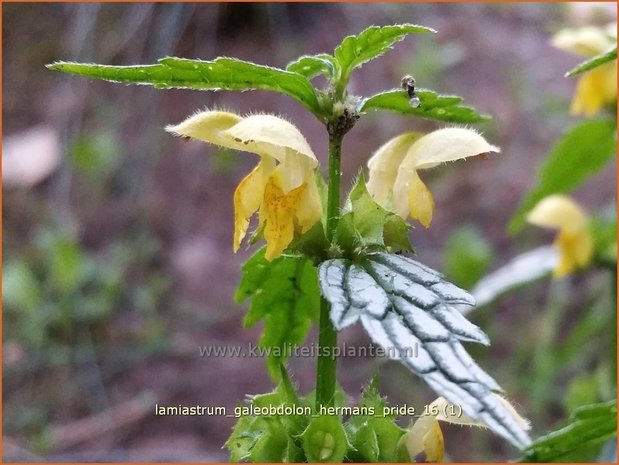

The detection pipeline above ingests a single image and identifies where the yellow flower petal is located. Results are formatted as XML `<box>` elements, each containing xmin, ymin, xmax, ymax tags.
<box><xmin>423</xmin><ymin>420</ymin><xmax>445</xmax><ymax>462</ymax></box>
<box><xmin>262</xmin><ymin>178</ymin><xmax>306</xmax><ymax>261</ymax></box>
<box><xmin>406</xmin><ymin>170</ymin><xmax>435</xmax><ymax>228</ymax></box>
<box><xmin>367</xmin><ymin>132</ymin><xmax>423</xmax><ymax>205</ymax></box>
<box><xmin>570</xmin><ymin>62</ymin><xmax>617</xmax><ymax>116</ymax></box>
<box><xmin>554</xmin><ymin>230</ymin><xmax>594</xmax><ymax>277</ymax></box>
<box><xmin>526</xmin><ymin>195</ymin><xmax>588</xmax><ymax>232</ymax></box>
<box><xmin>233</xmin><ymin>158</ymin><xmax>275</xmax><ymax>251</ymax></box>
<box><xmin>274</xmin><ymin>153</ymin><xmax>317</xmax><ymax>194</ymax></box>
<box><xmin>405</xmin><ymin>415</ymin><xmax>445</xmax><ymax>463</ymax></box>
<box><xmin>527</xmin><ymin>195</ymin><xmax>593</xmax><ymax>277</ymax></box>
<box><xmin>293</xmin><ymin>172</ymin><xmax>323</xmax><ymax>233</ymax></box>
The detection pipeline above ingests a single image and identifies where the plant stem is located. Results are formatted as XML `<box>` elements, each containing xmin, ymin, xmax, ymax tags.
<box><xmin>315</xmin><ymin>131</ymin><xmax>343</xmax><ymax>409</ymax></box>
<box><xmin>316</xmin><ymin>297</ymin><xmax>338</xmax><ymax>408</ymax></box>
<box><xmin>326</xmin><ymin>133</ymin><xmax>342</xmax><ymax>243</ymax></box>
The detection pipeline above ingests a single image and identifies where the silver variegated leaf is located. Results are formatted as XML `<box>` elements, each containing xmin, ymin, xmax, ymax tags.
<box><xmin>318</xmin><ymin>252</ymin><xmax>531</xmax><ymax>449</ymax></box>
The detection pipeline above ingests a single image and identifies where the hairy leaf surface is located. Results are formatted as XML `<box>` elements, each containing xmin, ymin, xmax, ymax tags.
<box><xmin>48</xmin><ymin>57</ymin><xmax>323</xmax><ymax>117</ymax></box>
<box><xmin>334</xmin><ymin>24</ymin><xmax>435</xmax><ymax>82</ymax></box>
<box><xmin>360</xmin><ymin>89</ymin><xmax>490</xmax><ymax>123</ymax></box>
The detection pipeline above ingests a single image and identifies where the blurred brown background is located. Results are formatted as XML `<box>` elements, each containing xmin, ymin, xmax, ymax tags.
<box><xmin>3</xmin><ymin>2</ymin><xmax>617</xmax><ymax>462</ymax></box>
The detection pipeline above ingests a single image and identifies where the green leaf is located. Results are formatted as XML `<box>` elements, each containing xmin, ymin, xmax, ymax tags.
<box><xmin>345</xmin><ymin>378</ymin><xmax>407</xmax><ymax>462</ymax></box>
<box><xmin>301</xmin><ymin>415</ymin><xmax>350</xmax><ymax>462</ymax></box>
<box><xmin>226</xmin><ymin>370</ymin><xmax>311</xmax><ymax>462</ymax></box>
<box><xmin>225</xmin><ymin>414</ymin><xmax>265</xmax><ymax>462</ymax></box>
<box><xmin>522</xmin><ymin>400</ymin><xmax>617</xmax><ymax>462</ymax></box>
<box><xmin>590</xmin><ymin>215</ymin><xmax>617</xmax><ymax>265</ymax></box>
<box><xmin>250</xmin><ymin>366</ymin><xmax>308</xmax><ymax>438</ymax></box>
<box><xmin>248</xmin><ymin>418</ymin><xmax>289</xmax><ymax>462</ymax></box>
<box><xmin>346</xmin><ymin>422</ymin><xmax>380</xmax><ymax>462</ymax></box>
<box><xmin>38</xmin><ymin>232</ymin><xmax>87</xmax><ymax>292</ymax></box>
<box><xmin>286</xmin><ymin>54</ymin><xmax>335</xmax><ymax>79</ymax></box>
<box><xmin>443</xmin><ymin>225</ymin><xmax>493</xmax><ymax>288</ymax></box>
<box><xmin>47</xmin><ymin>57</ymin><xmax>324</xmax><ymax>118</ymax></box>
<box><xmin>2</xmin><ymin>260</ymin><xmax>42</xmax><ymax>311</ymax></box>
<box><xmin>288</xmin><ymin>221</ymin><xmax>330</xmax><ymax>263</ymax></box>
<box><xmin>360</xmin><ymin>89</ymin><xmax>490</xmax><ymax>123</ymax></box>
<box><xmin>318</xmin><ymin>253</ymin><xmax>531</xmax><ymax>450</ymax></box>
<box><xmin>566</xmin><ymin>46</ymin><xmax>617</xmax><ymax>77</ymax></box>
<box><xmin>565</xmin><ymin>375</ymin><xmax>600</xmax><ymax>413</ymax></box>
<box><xmin>235</xmin><ymin>248</ymin><xmax>320</xmax><ymax>379</ymax></box>
<box><xmin>334</xmin><ymin>24</ymin><xmax>435</xmax><ymax>82</ymax></box>
<box><xmin>334</xmin><ymin>176</ymin><xmax>412</xmax><ymax>256</ymax></box>
<box><xmin>509</xmin><ymin>119</ymin><xmax>617</xmax><ymax>233</ymax></box>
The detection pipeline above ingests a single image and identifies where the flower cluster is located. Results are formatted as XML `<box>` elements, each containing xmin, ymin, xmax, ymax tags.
<box><xmin>168</xmin><ymin>112</ymin><xmax>499</xmax><ymax>260</ymax></box>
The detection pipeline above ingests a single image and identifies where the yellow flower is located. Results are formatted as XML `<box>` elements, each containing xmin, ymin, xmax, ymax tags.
<box><xmin>405</xmin><ymin>396</ymin><xmax>529</xmax><ymax>462</ymax></box>
<box><xmin>166</xmin><ymin>111</ymin><xmax>322</xmax><ymax>261</ymax></box>
<box><xmin>552</xmin><ymin>24</ymin><xmax>617</xmax><ymax>116</ymax></box>
<box><xmin>526</xmin><ymin>195</ymin><xmax>593</xmax><ymax>278</ymax></box>
<box><xmin>366</xmin><ymin>128</ymin><xmax>499</xmax><ymax>228</ymax></box>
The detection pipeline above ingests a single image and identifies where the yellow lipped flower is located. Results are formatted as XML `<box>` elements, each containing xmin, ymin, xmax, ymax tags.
<box><xmin>526</xmin><ymin>195</ymin><xmax>593</xmax><ymax>278</ymax></box>
<box><xmin>405</xmin><ymin>396</ymin><xmax>530</xmax><ymax>462</ymax></box>
<box><xmin>166</xmin><ymin>111</ymin><xmax>322</xmax><ymax>261</ymax></box>
<box><xmin>552</xmin><ymin>24</ymin><xmax>617</xmax><ymax>116</ymax></box>
<box><xmin>367</xmin><ymin>128</ymin><xmax>499</xmax><ymax>228</ymax></box>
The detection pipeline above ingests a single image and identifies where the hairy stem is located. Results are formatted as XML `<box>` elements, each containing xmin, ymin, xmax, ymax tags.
<box><xmin>315</xmin><ymin>131</ymin><xmax>343</xmax><ymax>409</ymax></box>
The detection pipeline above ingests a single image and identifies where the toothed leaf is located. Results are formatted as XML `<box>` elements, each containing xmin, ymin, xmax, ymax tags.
<box><xmin>318</xmin><ymin>253</ymin><xmax>531</xmax><ymax>450</ymax></box>
<box><xmin>286</xmin><ymin>54</ymin><xmax>336</xmax><ymax>79</ymax></box>
<box><xmin>360</xmin><ymin>89</ymin><xmax>490</xmax><ymax>123</ymax></box>
<box><xmin>334</xmin><ymin>24</ymin><xmax>435</xmax><ymax>81</ymax></box>
<box><xmin>235</xmin><ymin>248</ymin><xmax>320</xmax><ymax>379</ymax></box>
<box><xmin>48</xmin><ymin>57</ymin><xmax>324</xmax><ymax>117</ymax></box>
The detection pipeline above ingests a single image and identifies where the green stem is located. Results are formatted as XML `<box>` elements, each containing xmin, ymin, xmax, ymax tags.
<box><xmin>326</xmin><ymin>133</ymin><xmax>342</xmax><ymax>243</ymax></box>
<box><xmin>315</xmin><ymin>131</ymin><xmax>343</xmax><ymax>409</ymax></box>
<box><xmin>316</xmin><ymin>297</ymin><xmax>338</xmax><ymax>409</ymax></box>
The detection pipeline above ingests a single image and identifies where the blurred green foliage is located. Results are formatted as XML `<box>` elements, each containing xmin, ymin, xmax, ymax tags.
<box><xmin>442</xmin><ymin>225</ymin><xmax>493</xmax><ymax>289</ymax></box>
<box><xmin>3</xmin><ymin>228</ymin><xmax>168</xmax><ymax>350</ymax></box>
<box><xmin>3</xmin><ymin>224</ymin><xmax>170</xmax><ymax>450</ymax></box>
<box><xmin>70</xmin><ymin>133</ymin><xmax>120</xmax><ymax>176</ymax></box>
